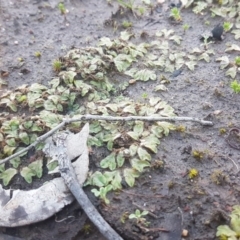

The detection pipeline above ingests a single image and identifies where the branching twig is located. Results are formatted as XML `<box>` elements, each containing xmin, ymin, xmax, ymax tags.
<box><xmin>0</xmin><ymin>114</ymin><xmax>213</xmax><ymax>164</ymax></box>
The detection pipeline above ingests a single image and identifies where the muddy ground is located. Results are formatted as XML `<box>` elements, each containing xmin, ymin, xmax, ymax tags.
<box><xmin>1</xmin><ymin>0</ymin><xmax>240</xmax><ymax>239</ymax></box>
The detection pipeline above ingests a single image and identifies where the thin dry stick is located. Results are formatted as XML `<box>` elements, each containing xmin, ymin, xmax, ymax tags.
<box><xmin>0</xmin><ymin>121</ymin><xmax>66</xmax><ymax>165</ymax></box>
<box><xmin>66</xmin><ymin>115</ymin><xmax>213</xmax><ymax>126</ymax></box>
<box><xmin>220</xmin><ymin>154</ymin><xmax>239</xmax><ymax>173</ymax></box>
<box><xmin>0</xmin><ymin>114</ymin><xmax>213</xmax><ymax>164</ymax></box>
<box><xmin>138</xmin><ymin>225</ymin><xmax>169</xmax><ymax>233</ymax></box>
<box><xmin>177</xmin><ymin>207</ymin><xmax>184</xmax><ymax>226</ymax></box>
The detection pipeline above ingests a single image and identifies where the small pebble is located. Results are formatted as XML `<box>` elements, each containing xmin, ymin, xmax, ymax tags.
<box><xmin>14</xmin><ymin>41</ymin><xmax>18</xmax><ymax>45</ymax></box>
<box><xmin>129</xmin><ymin>79</ymin><xmax>136</xmax><ymax>84</ymax></box>
<box><xmin>182</xmin><ymin>229</ymin><xmax>188</xmax><ymax>237</ymax></box>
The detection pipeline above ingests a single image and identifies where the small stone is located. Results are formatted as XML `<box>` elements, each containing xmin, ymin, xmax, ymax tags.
<box><xmin>129</xmin><ymin>79</ymin><xmax>136</xmax><ymax>84</ymax></box>
<box><xmin>14</xmin><ymin>41</ymin><xmax>18</xmax><ymax>45</ymax></box>
<box><xmin>212</xmin><ymin>24</ymin><xmax>224</xmax><ymax>41</ymax></box>
<box><xmin>213</xmin><ymin>110</ymin><xmax>222</xmax><ymax>115</ymax></box>
<box><xmin>182</xmin><ymin>229</ymin><xmax>188</xmax><ymax>237</ymax></box>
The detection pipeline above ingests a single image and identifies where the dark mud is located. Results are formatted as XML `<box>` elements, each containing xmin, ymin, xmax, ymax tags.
<box><xmin>1</xmin><ymin>0</ymin><xmax>240</xmax><ymax>240</ymax></box>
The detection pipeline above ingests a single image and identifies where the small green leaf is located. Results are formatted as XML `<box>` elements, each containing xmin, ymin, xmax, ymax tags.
<box><xmin>151</xmin><ymin>125</ymin><xmax>163</xmax><ymax>138</ymax></box>
<box><xmin>120</xmin><ymin>31</ymin><xmax>133</xmax><ymax>41</ymax></box>
<box><xmin>91</xmin><ymin>171</ymin><xmax>108</xmax><ymax>187</ymax></box>
<box><xmin>123</xmin><ymin>168</ymin><xmax>140</xmax><ymax>187</ymax></box>
<box><xmin>39</xmin><ymin>110</ymin><xmax>62</xmax><ymax>128</ymax></box>
<box><xmin>129</xmin><ymin>144</ymin><xmax>138</xmax><ymax>157</ymax></box>
<box><xmin>111</xmin><ymin>170</ymin><xmax>122</xmax><ymax>190</ymax></box>
<box><xmin>0</xmin><ymin>133</ymin><xmax>3</xmax><ymax>142</ymax></box>
<box><xmin>47</xmin><ymin>160</ymin><xmax>58</xmax><ymax>172</ymax></box>
<box><xmin>19</xmin><ymin>132</ymin><xmax>30</xmax><ymax>145</ymax></box>
<box><xmin>62</xmin><ymin>71</ymin><xmax>77</xmax><ymax>84</ymax></box>
<box><xmin>28</xmin><ymin>159</ymin><xmax>43</xmax><ymax>178</ymax></box>
<box><xmin>129</xmin><ymin>213</ymin><xmax>137</xmax><ymax>219</ymax></box>
<box><xmin>232</xmin><ymin>29</ymin><xmax>240</xmax><ymax>40</ymax></box>
<box><xmin>88</xmin><ymin>135</ymin><xmax>103</xmax><ymax>147</ymax></box>
<box><xmin>107</xmin><ymin>140</ymin><xmax>113</xmax><ymax>151</ymax></box>
<box><xmin>89</xmin><ymin>122</ymin><xmax>102</xmax><ymax>134</ymax></box>
<box><xmin>216</xmin><ymin>56</ymin><xmax>230</xmax><ymax>69</ymax></box>
<box><xmin>20</xmin><ymin>167</ymin><xmax>36</xmax><ymax>183</ymax></box>
<box><xmin>0</xmin><ymin>168</ymin><xmax>17</xmax><ymax>186</ymax></box>
<box><xmin>103</xmin><ymin>171</ymin><xmax>116</xmax><ymax>184</ymax></box>
<box><xmin>27</xmin><ymin>92</ymin><xmax>42</xmax><ymax>108</ymax></box>
<box><xmin>123</xmin><ymin>105</ymin><xmax>136</xmax><ymax>114</ymax></box>
<box><xmin>44</xmin><ymin>100</ymin><xmax>57</xmax><ymax>111</ymax></box>
<box><xmin>134</xmin><ymin>121</ymin><xmax>144</xmax><ymax>136</ymax></box>
<box><xmin>99</xmin><ymin>37</ymin><xmax>113</xmax><ymax>48</ymax></box>
<box><xmin>10</xmin><ymin>157</ymin><xmax>21</xmax><ymax>168</ymax></box>
<box><xmin>216</xmin><ymin>225</ymin><xmax>237</xmax><ymax>238</ymax></box>
<box><xmin>134</xmin><ymin>69</ymin><xmax>157</xmax><ymax>81</ymax></box>
<box><xmin>141</xmin><ymin>210</ymin><xmax>149</xmax><ymax>216</ymax></box>
<box><xmin>0</xmin><ymin>164</ymin><xmax>5</xmax><ymax>172</ymax></box>
<box><xmin>91</xmin><ymin>188</ymin><xmax>100</xmax><ymax>197</ymax></box>
<box><xmin>198</xmin><ymin>52</ymin><xmax>210</xmax><ymax>62</ymax></box>
<box><xmin>116</xmin><ymin>151</ymin><xmax>125</xmax><ymax>167</ymax></box>
<box><xmin>31</xmin><ymin>123</ymin><xmax>43</xmax><ymax>132</ymax></box>
<box><xmin>29</xmin><ymin>83</ymin><xmax>47</xmax><ymax>92</ymax></box>
<box><xmin>106</xmin><ymin>104</ymin><xmax>118</xmax><ymax>112</ymax></box>
<box><xmin>100</xmin><ymin>152</ymin><xmax>116</xmax><ymax>171</ymax></box>
<box><xmin>125</xmin><ymin>68</ymin><xmax>138</xmax><ymax>78</ymax></box>
<box><xmin>185</xmin><ymin>61</ymin><xmax>197</xmax><ymax>71</ymax></box>
<box><xmin>131</xmin><ymin>158</ymin><xmax>150</xmax><ymax>172</ymax></box>
<box><xmin>149</xmin><ymin>97</ymin><xmax>161</xmax><ymax>107</ymax></box>
<box><xmin>226</xmin><ymin>66</ymin><xmax>237</xmax><ymax>78</ymax></box>
<box><xmin>3</xmin><ymin>145</ymin><xmax>16</xmax><ymax>156</ymax></box>
<box><xmin>169</xmin><ymin>35</ymin><xmax>182</xmax><ymax>45</ymax></box>
<box><xmin>154</xmin><ymin>84</ymin><xmax>168</xmax><ymax>92</ymax></box>
<box><xmin>48</xmin><ymin>95</ymin><xmax>59</xmax><ymax>105</ymax></box>
<box><xmin>91</xmin><ymin>185</ymin><xmax>112</xmax><ymax>204</ymax></box>
<box><xmin>30</xmin><ymin>134</ymin><xmax>38</xmax><ymax>144</ymax></box>
<box><xmin>49</xmin><ymin>78</ymin><xmax>60</xmax><ymax>88</ymax></box>
<box><xmin>157</xmin><ymin>121</ymin><xmax>175</xmax><ymax>136</ymax></box>
<box><xmin>114</xmin><ymin>54</ymin><xmax>133</xmax><ymax>72</ymax></box>
<box><xmin>137</xmin><ymin>147</ymin><xmax>151</xmax><ymax>161</ymax></box>
<box><xmin>210</xmin><ymin>8</ymin><xmax>227</xmax><ymax>18</ymax></box>
<box><xmin>23</xmin><ymin>121</ymin><xmax>33</xmax><ymax>129</ymax></box>
<box><xmin>8</xmin><ymin>102</ymin><xmax>17</xmax><ymax>112</ymax></box>
<box><xmin>231</xmin><ymin>215</ymin><xmax>240</xmax><ymax>235</ymax></box>
<box><xmin>6</xmin><ymin>138</ymin><xmax>17</xmax><ymax>147</ymax></box>
<box><xmin>127</xmin><ymin>131</ymin><xmax>140</xmax><ymax>141</ymax></box>
<box><xmin>225</xmin><ymin>44</ymin><xmax>240</xmax><ymax>52</ymax></box>
<box><xmin>140</xmin><ymin>134</ymin><xmax>160</xmax><ymax>153</ymax></box>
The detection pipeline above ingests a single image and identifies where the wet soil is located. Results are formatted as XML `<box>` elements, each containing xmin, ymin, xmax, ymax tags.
<box><xmin>1</xmin><ymin>0</ymin><xmax>240</xmax><ymax>240</ymax></box>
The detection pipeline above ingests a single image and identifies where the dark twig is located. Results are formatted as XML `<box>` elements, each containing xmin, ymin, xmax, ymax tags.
<box><xmin>132</xmin><ymin>202</ymin><xmax>159</xmax><ymax>219</ymax></box>
<box><xmin>57</xmin><ymin>142</ymin><xmax>123</xmax><ymax>240</ymax></box>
